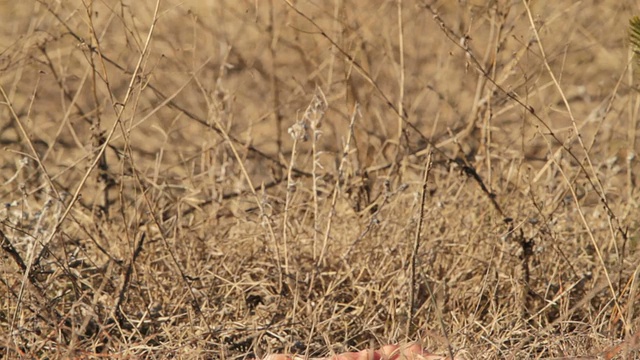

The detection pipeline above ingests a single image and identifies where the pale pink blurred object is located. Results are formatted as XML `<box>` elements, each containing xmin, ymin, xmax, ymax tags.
<box><xmin>260</xmin><ymin>343</ymin><xmax>451</xmax><ymax>360</ymax></box>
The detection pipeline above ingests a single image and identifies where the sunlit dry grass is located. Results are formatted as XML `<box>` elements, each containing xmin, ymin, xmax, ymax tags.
<box><xmin>1</xmin><ymin>0</ymin><xmax>639</xmax><ymax>359</ymax></box>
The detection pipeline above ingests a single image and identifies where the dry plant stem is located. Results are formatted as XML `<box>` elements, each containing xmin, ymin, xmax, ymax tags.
<box><xmin>282</xmin><ymin>0</ymin><xmax>384</xmax><ymax>100</ymax></box>
<box><xmin>326</xmin><ymin>0</ymin><xmax>342</xmax><ymax>94</ymax></box>
<box><xmin>425</xmin><ymin>2</ymin><xmax>629</xmax><ymax>240</ymax></box>
<box><xmin>82</xmin><ymin>0</ymin><xmax>117</xmax><ymax>107</ymax></box>
<box><xmin>113</xmin><ymin>233</ymin><xmax>145</xmax><ymax>322</ymax></box>
<box><xmin>304</xmin><ymin>104</ymin><xmax>359</xmax><ymax>343</ymax></box>
<box><xmin>269</xmin><ymin>0</ymin><xmax>283</xmax><ymax>154</ymax></box>
<box><xmin>83</xmin><ymin>0</ymin><xmax>115</xmax><ymax>218</ymax></box>
<box><xmin>283</xmin><ymin>136</ymin><xmax>300</xmax><ymax>271</ymax></box>
<box><xmin>116</xmin><ymin>72</ymin><xmax>210</xmax><ymax>331</ymax></box>
<box><xmin>307</xmin><ymin>88</ymin><xmax>328</xmax><ymax>263</ymax></box>
<box><xmin>283</xmin><ymin>0</ymin><xmax>438</xmax><ymax>158</ymax></box>
<box><xmin>209</xmin><ymin>109</ymin><xmax>284</xmax><ymax>293</ymax></box>
<box><xmin>1</xmin><ymin>76</ymin><xmax>60</xmax><ymax>332</ymax></box>
<box><xmin>7</xmin><ymin>0</ymin><xmax>162</xmax><ymax>340</ymax></box>
<box><xmin>396</xmin><ymin>0</ymin><xmax>405</xmax><ymax>160</ymax></box>
<box><xmin>38</xmin><ymin>0</ymin><xmax>305</xmax><ymax>179</ymax></box>
<box><xmin>512</xmin><ymin>279</ymin><xmax>611</xmax><ymax>358</ymax></box>
<box><xmin>88</xmin><ymin>58</ymin><xmax>109</xmax><ymax>218</ymax></box>
<box><xmin>528</xmin><ymin>91</ymin><xmax>612</xmax><ymax>184</ymax></box>
<box><xmin>39</xmin><ymin>51</ymin><xmax>92</xmax><ymax>163</ymax></box>
<box><xmin>481</xmin><ymin>9</ymin><xmax>502</xmax><ymax>193</ymax></box>
<box><xmin>522</xmin><ymin>0</ymin><xmax>623</xmax><ymax>325</ymax></box>
<box><xmin>625</xmin><ymin>49</ymin><xmax>640</xmax><ymax>338</ymax></box>
<box><xmin>312</xmin><ymin>115</ymin><xmax>320</xmax><ymax>261</ymax></box>
<box><xmin>0</xmin><ymin>82</ymin><xmax>59</xmax><ymax>199</ymax></box>
<box><xmin>552</xmin><ymin>153</ymin><xmax>624</xmax><ymax>321</ymax></box>
<box><xmin>627</xmin><ymin>48</ymin><xmax>639</xmax><ymax>203</ymax></box>
<box><xmin>29</xmin><ymin>56</ymin><xmax>214</xmax><ymax>198</ymax></box>
<box><xmin>625</xmin><ymin>51</ymin><xmax>640</xmax><ymax>205</ymax></box>
<box><xmin>6</xmin><ymin>0</ymin><xmax>39</xmax><ymax>103</ymax></box>
<box><xmin>524</xmin><ymin>1</ymin><xmax>627</xmax><ymax>238</ymax></box>
<box><xmin>317</xmin><ymin>104</ymin><xmax>359</xmax><ymax>267</ymax></box>
<box><xmin>407</xmin><ymin>151</ymin><xmax>433</xmax><ymax>337</ymax></box>
<box><xmin>0</xmin><ymin>231</ymin><xmax>26</xmax><ymax>272</ymax></box>
<box><xmin>420</xmin><ymin>267</ymin><xmax>455</xmax><ymax>360</ymax></box>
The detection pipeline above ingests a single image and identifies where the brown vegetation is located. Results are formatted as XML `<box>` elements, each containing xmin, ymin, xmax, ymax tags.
<box><xmin>1</xmin><ymin>0</ymin><xmax>639</xmax><ymax>359</ymax></box>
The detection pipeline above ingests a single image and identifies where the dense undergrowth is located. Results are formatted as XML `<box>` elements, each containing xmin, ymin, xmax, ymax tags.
<box><xmin>1</xmin><ymin>1</ymin><xmax>639</xmax><ymax>359</ymax></box>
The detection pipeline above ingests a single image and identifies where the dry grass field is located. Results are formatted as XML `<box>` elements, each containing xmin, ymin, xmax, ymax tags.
<box><xmin>1</xmin><ymin>0</ymin><xmax>639</xmax><ymax>359</ymax></box>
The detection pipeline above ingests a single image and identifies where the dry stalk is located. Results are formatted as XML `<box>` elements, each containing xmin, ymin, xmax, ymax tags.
<box><xmin>317</xmin><ymin>102</ymin><xmax>359</xmax><ymax>267</ymax></box>
<box><xmin>269</xmin><ymin>0</ymin><xmax>284</xmax><ymax>155</ymax></box>
<box><xmin>521</xmin><ymin>0</ymin><xmax>623</xmax><ymax>327</ymax></box>
<box><xmin>37</xmin><ymin>0</ymin><xmax>304</xmax><ymax>179</ymax></box>
<box><xmin>1</xmin><ymin>76</ymin><xmax>61</xmax><ymax>336</ymax></box>
<box><xmin>395</xmin><ymin>0</ymin><xmax>406</xmax><ymax>161</ymax></box>
<box><xmin>282</xmin><ymin>0</ymin><xmax>437</xmax><ymax>160</ymax></box>
<box><xmin>310</xmin><ymin>88</ymin><xmax>327</xmax><ymax>262</ymax></box>
<box><xmin>8</xmin><ymin>0</ymin><xmax>163</xmax><ymax>342</ymax></box>
<box><xmin>283</xmin><ymin>131</ymin><xmax>300</xmax><ymax>272</ymax></box>
<box><xmin>83</xmin><ymin>0</ymin><xmax>114</xmax><ymax>219</ymax></box>
<box><xmin>407</xmin><ymin>150</ymin><xmax>433</xmax><ymax>336</ymax></box>
<box><xmin>209</xmin><ymin>100</ymin><xmax>284</xmax><ymax>293</ymax></box>
<box><xmin>0</xmin><ymin>81</ymin><xmax>58</xmax><ymax>199</ymax></box>
<box><xmin>117</xmin><ymin>64</ymin><xmax>213</xmax><ymax>337</ymax></box>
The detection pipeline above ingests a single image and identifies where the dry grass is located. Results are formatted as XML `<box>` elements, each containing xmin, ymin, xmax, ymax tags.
<box><xmin>1</xmin><ymin>0</ymin><xmax>639</xmax><ymax>359</ymax></box>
